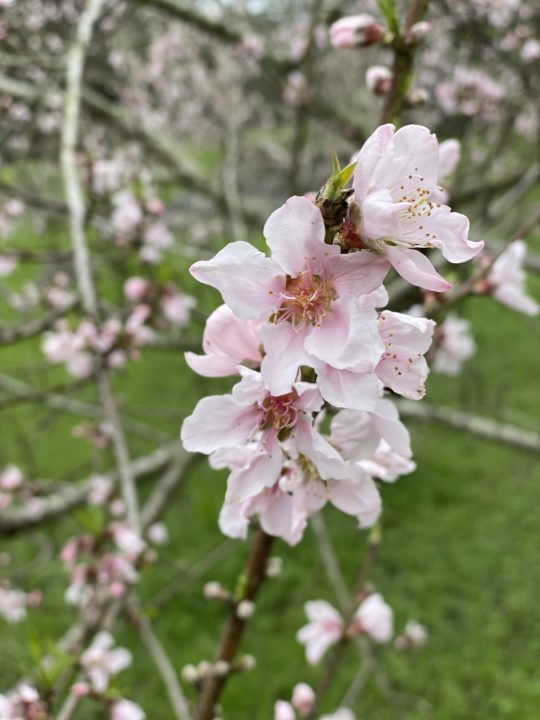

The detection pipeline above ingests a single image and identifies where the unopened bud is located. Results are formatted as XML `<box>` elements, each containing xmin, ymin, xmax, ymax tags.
<box><xmin>239</xmin><ymin>654</ymin><xmax>256</xmax><ymax>671</ymax></box>
<box><xmin>408</xmin><ymin>21</ymin><xmax>431</xmax><ymax>42</ymax></box>
<box><xmin>266</xmin><ymin>556</ymin><xmax>283</xmax><ymax>578</ymax></box>
<box><xmin>181</xmin><ymin>664</ymin><xmax>199</xmax><ymax>683</ymax></box>
<box><xmin>366</xmin><ymin>65</ymin><xmax>393</xmax><ymax>96</ymax></box>
<box><xmin>407</xmin><ymin>87</ymin><xmax>429</xmax><ymax>107</ymax></box>
<box><xmin>236</xmin><ymin>600</ymin><xmax>255</xmax><ymax>619</ymax></box>
<box><xmin>330</xmin><ymin>14</ymin><xmax>385</xmax><ymax>49</ymax></box>
<box><xmin>197</xmin><ymin>660</ymin><xmax>212</xmax><ymax>678</ymax></box>
<box><xmin>214</xmin><ymin>660</ymin><xmax>230</xmax><ymax>677</ymax></box>
<box><xmin>203</xmin><ymin>581</ymin><xmax>227</xmax><ymax>600</ymax></box>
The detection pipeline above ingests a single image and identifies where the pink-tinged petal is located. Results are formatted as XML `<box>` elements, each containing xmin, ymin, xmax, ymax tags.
<box><xmin>316</xmin><ymin>364</ymin><xmax>381</xmax><ymax>412</ymax></box>
<box><xmin>264</xmin><ymin>196</ymin><xmax>334</xmax><ymax>276</ymax></box>
<box><xmin>232</xmin><ymin>367</ymin><xmax>265</xmax><ymax>405</ymax></box>
<box><xmin>385</xmin><ymin>246</ymin><xmax>452</xmax><ymax>292</ymax></box>
<box><xmin>352</xmin><ymin>124</ymin><xmax>395</xmax><ymax>202</ymax></box>
<box><xmin>260</xmin><ymin>491</ymin><xmax>301</xmax><ymax>546</ymax></box>
<box><xmin>494</xmin><ymin>285</ymin><xmax>539</xmax><ymax>316</ymax></box>
<box><xmin>371</xmin><ymin>399</ymin><xmax>411</xmax><ymax>457</ymax></box>
<box><xmin>260</xmin><ymin>322</ymin><xmax>312</xmax><ymax>395</ymax></box>
<box><xmin>274</xmin><ymin>701</ymin><xmax>296</xmax><ymax>720</ymax></box>
<box><xmin>329</xmin><ymin>471</ymin><xmax>381</xmax><ymax>521</ymax></box>
<box><xmin>305</xmin><ymin>299</ymin><xmax>384</xmax><ymax>371</ymax></box>
<box><xmin>107</xmin><ymin>648</ymin><xmax>132</xmax><ymax>674</ymax></box>
<box><xmin>371</xmin><ymin>124</ymin><xmax>439</xmax><ymax>195</ymax></box>
<box><xmin>184</xmin><ymin>351</ymin><xmax>238</xmax><ymax>377</ymax></box>
<box><xmin>209</xmin><ymin>445</ymin><xmax>256</xmax><ymax>471</ymax></box>
<box><xmin>295</xmin><ymin>417</ymin><xmax>350</xmax><ymax>480</ymax></box>
<box><xmin>330</xmin><ymin>409</ymin><xmax>381</xmax><ymax>460</ymax></box>
<box><xmin>225</xmin><ymin>440</ymin><xmax>283</xmax><ymax>502</ymax></box>
<box><xmin>360</xmin><ymin>439</ymin><xmax>416</xmax><ymax>482</ymax></box>
<box><xmin>294</xmin><ymin>382</ymin><xmax>325</xmax><ymax>413</ymax></box>
<box><xmin>324</xmin><ymin>250</ymin><xmax>389</xmax><ymax>296</ymax></box>
<box><xmin>438</xmin><ymin>139</ymin><xmax>461</xmax><ymax>182</ymax></box>
<box><xmin>376</xmin><ymin>311</ymin><xmax>435</xmax><ymax>400</ymax></box>
<box><xmin>181</xmin><ymin>395</ymin><xmax>258</xmax><ymax>454</ymax></box>
<box><xmin>422</xmin><ymin>205</ymin><xmax>482</xmax><ymax>263</ymax></box>
<box><xmin>362</xmin><ymin>188</ymin><xmax>407</xmax><ymax>239</ymax></box>
<box><xmin>190</xmin><ymin>242</ymin><xmax>284</xmax><ymax>318</ymax></box>
<box><xmin>218</xmin><ymin>499</ymin><xmax>250</xmax><ymax>539</ymax></box>
<box><xmin>358</xmin><ymin>284</ymin><xmax>389</xmax><ymax>308</ymax></box>
<box><xmin>185</xmin><ymin>304</ymin><xmax>262</xmax><ymax>377</ymax></box>
<box><xmin>304</xmin><ymin>599</ymin><xmax>342</xmax><ymax>624</ymax></box>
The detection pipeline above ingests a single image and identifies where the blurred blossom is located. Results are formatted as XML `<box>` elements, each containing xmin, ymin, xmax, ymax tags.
<box><xmin>432</xmin><ymin>314</ymin><xmax>476</xmax><ymax>376</ymax></box>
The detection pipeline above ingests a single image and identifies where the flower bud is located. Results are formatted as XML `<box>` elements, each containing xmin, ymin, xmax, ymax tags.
<box><xmin>266</xmin><ymin>556</ymin><xmax>283</xmax><ymax>578</ymax></box>
<box><xmin>236</xmin><ymin>600</ymin><xmax>255</xmax><ymax>619</ymax></box>
<box><xmin>407</xmin><ymin>87</ymin><xmax>429</xmax><ymax>107</ymax></box>
<box><xmin>197</xmin><ymin>660</ymin><xmax>212</xmax><ymax>678</ymax></box>
<box><xmin>214</xmin><ymin>660</ymin><xmax>230</xmax><ymax>677</ymax></box>
<box><xmin>330</xmin><ymin>14</ymin><xmax>385</xmax><ymax>49</ymax></box>
<box><xmin>292</xmin><ymin>682</ymin><xmax>315</xmax><ymax>714</ymax></box>
<box><xmin>238</xmin><ymin>654</ymin><xmax>256</xmax><ymax>671</ymax></box>
<box><xmin>366</xmin><ymin>65</ymin><xmax>393</xmax><ymax>95</ymax></box>
<box><xmin>181</xmin><ymin>664</ymin><xmax>199</xmax><ymax>683</ymax></box>
<box><xmin>408</xmin><ymin>21</ymin><xmax>431</xmax><ymax>42</ymax></box>
<box><xmin>203</xmin><ymin>581</ymin><xmax>228</xmax><ymax>600</ymax></box>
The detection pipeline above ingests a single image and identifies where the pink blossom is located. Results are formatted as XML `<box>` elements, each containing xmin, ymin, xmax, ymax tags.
<box><xmin>161</xmin><ymin>292</ymin><xmax>195</xmax><ymax>326</ymax></box>
<box><xmin>408</xmin><ymin>20</ymin><xmax>431</xmax><ymax>41</ymax></box>
<box><xmin>0</xmin><ymin>586</ymin><xmax>29</xmax><ymax>623</ymax></box>
<box><xmin>274</xmin><ymin>700</ymin><xmax>295</xmax><ymax>720</ymax></box>
<box><xmin>366</xmin><ymin>65</ymin><xmax>392</xmax><ymax>95</ymax></box>
<box><xmin>111</xmin><ymin>699</ymin><xmax>146</xmax><ymax>720</ymax></box>
<box><xmin>190</xmin><ymin>196</ymin><xmax>388</xmax><ymax>396</ymax></box>
<box><xmin>522</xmin><ymin>38</ymin><xmax>540</xmax><ymax>62</ymax></box>
<box><xmin>297</xmin><ymin>600</ymin><xmax>344</xmax><ymax>664</ymax></box>
<box><xmin>329</xmin><ymin>14</ymin><xmax>384</xmax><ymax>49</ymax></box>
<box><xmin>80</xmin><ymin>631</ymin><xmax>132</xmax><ymax>693</ymax></box>
<box><xmin>0</xmin><ymin>464</ymin><xmax>23</xmax><ymax>490</ymax></box>
<box><xmin>182</xmin><ymin>368</ymin><xmax>353</xmax><ymax>504</ymax></box>
<box><xmin>112</xmin><ymin>191</ymin><xmax>142</xmax><ymax>236</ymax></box>
<box><xmin>124</xmin><ymin>277</ymin><xmax>150</xmax><ymax>302</ymax></box>
<box><xmin>488</xmin><ymin>241</ymin><xmax>539</xmax><ymax>316</ymax></box>
<box><xmin>185</xmin><ymin>304</ymin><xmax>263</xmax><ymax>378</ymax></box>
<box><xmin>354</xmin><ymin>593</ymin><xmax>393</xmax><ymax>643</ymax></box>
<box><xmin>292</xmin><ymin>683</ymin><xmax>315</xmax><ymax>715</ymax></box>
<box><xmin>147</xmin><ymin>522</ymin><xmax>168</xmax><ymax>545</ymax></box>
<box><xmin>0</xmin><ymin>256</ymin><xmax>16</xmax><ymax>277</ymax></box>
<box><xmin>111</xmin><ymin>524</ymin><xmax>146</xmax><ymax>559</ymax></box>
<box><xmin>352</xmin><ymin>124</ymin><xmax>482</xmax><ymax>291</ymax></box>
<box><xmin>432</xmin><ymin>314</ymin><xmax>476</xmax><ymax>376</ymax></box>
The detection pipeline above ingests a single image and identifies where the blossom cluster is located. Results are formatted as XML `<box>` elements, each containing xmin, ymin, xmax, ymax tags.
<box><xmin>181</xmin><ymin>124</ymin><xmax>484</xmax><ymax>544</ymax></box>
<box><xmin>42</xmin><ymin>308</ymin><xmax>154</xmax><ymax>378</ymax></box>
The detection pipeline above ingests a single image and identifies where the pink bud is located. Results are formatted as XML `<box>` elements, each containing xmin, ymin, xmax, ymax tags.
<box><xmin>292</xmin><ymin>683</ymin><xmax>315</xmax><ymax>715</ymax></box>
<box><xmin>330</xmin><ymin>14</ymin><xmax>384</xmax><ymax>49</ymax></box>
<box><xmin>408</xmin><ymin>21</ymin><xmax>431</xmax><ymax>42</ymax></box>
<box><xmin>71</xmin><ymin>682</ymin><xmax>90</xmax><ymax>697</ymax></box>
<box><xmin>366</xmin><ymin>65</ymin><xmax>393</xmax><ymax>95</ymax></box>
<box><xmin>124</xmin><ymin>277</ymin><xmax>150</xmax><ymax>302</ymax></box>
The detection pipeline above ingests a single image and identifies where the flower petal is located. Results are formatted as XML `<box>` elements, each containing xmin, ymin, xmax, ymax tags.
<box><xmin>385</xmin><ymin>246</ymin><xmax>452</xmax><ymax>292</ymax></box>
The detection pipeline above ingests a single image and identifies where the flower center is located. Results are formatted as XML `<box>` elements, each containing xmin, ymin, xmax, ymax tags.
<box><xmin>258</xmin><ymin>391</ymin><xmax>298</xmax><ymax>431</ymax></box>
<box><xmin>276</xmin><ymin>273</ymin><xmax>336</xmax><ymax>330</ymax></box>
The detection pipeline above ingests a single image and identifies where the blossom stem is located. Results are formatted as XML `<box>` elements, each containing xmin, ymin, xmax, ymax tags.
<box><xmin>305</xmin><ymin>524</ymin><xmax>382</xmax><ymax>719</ymax></box>
<box><xmin>194</xmin><ymin>526</ymin><xmax>274</xmax><ymax>720</ymax></box>
<box><xmin>379</xmin><ymin>0</ymin><xmax>430</xmax><ymax>124</ymax></box>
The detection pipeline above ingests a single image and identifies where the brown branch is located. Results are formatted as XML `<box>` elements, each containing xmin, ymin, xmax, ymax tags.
<box><xmin>194</xmin><ymin>527</ymin><xmax>274</xmax><ymax>720</ymax></box>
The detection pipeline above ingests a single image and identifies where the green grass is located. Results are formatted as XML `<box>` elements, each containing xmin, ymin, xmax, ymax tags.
<box><xmin>0</xmin><ymin>232</ymin><xmax>539</xmax><ymax>719</ymax></box>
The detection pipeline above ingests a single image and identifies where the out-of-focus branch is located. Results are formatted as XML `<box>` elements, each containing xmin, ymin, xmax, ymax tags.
<box><xmin>61</xmin><ymin>0</ymin><xmax>142</xmax><ymax>533</ymax></box>
<box><xmin>398</xmin><ymin>401</ymin><xmax>540</xmax><ymax>453</ymax></box>
<box><xmin>0</xmin><ymin>443</ymin><xmax>177</xmax><ymax>535</ymax></box>
<box><xmin>0</xmin><ymin>179</ymin><xmax>69</xmax><ymax>216</ymax></box>
<box><xmin>0</xmin><ymin>301</ymin><xmax>78</xmax><ymax>346</ymax></box>
<box><xmin>137</xmin><ymin>613</ymin><xmax>193</xmax><ymax>720</ymax></box>
<box><xmin>141</xmin><ymin>448</ymin><xmax>197</xmax><ymax>528</ymax></box>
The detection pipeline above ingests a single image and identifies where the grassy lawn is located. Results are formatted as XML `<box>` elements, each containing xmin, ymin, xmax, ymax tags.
<box><xmin>0</xmin><ymin>224</ymin><xmax>539</xmax><ymax>719</ymax></box>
